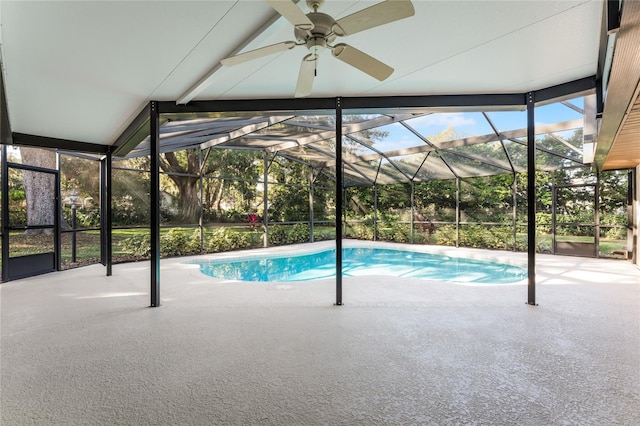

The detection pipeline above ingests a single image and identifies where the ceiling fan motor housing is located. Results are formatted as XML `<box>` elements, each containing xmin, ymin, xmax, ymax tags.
<box><xmin>294</xmin><ymin>12</ymin><xmax>338</xmax><ymax>52</ymax></box>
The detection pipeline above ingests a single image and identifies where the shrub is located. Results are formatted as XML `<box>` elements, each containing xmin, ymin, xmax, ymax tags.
<box><xmin>187</xmin><ymin>228</ymin><xmax>203</xmax><ymax>253</ymax></box>
<box><xmin>377</xmin><ymin>223</ymin><xmax>411</xmax><ymax>243</ymax></box>
<box><xmin>119</xmin><ymin>228</ymin><xmax>202</xmax><ymax>258</ymax></box>
<box><xmin>161</xmin><ymin>229</ymin><xmax>191</xmax><ymax>257</ymax></box>
<box><xmin>436</xmin><ymin>224</ymin><xmax>551</xmax><ymax>252</ymax></box>
<box><xmin>206</xmin><ymin>227</ymin><xmax>253</xmax><ymax>253</ymax></box>
<box><xmin>112</xmin><ymin>195</ymin><xmax>149</xmax><ymax>226</ymax></box>
<box><xmin>75</xmin><ymin>208</ymin><xmax>100</xmax><ymax>228</ymax></box>
<box><xmin>267</xmin><ymin>224</ymin><xmax>310</xmax><ymax>246</ymax></box>
<box><xmin>346</xmin><ymin>222</ymin><xmax>374</xmax><ymax>240</ymax></box>
<box><xmin>604</xmin><ymin>227</ymin><xmax>626</xmax><ymax>240</ymax></box>
<box><xmin>290</xmin><ymin>223</ymin><xmax>311</xmax><ymax>243</ymax></box>
<box><xmin>313</xmin><ymin>228</ymin><xmax>334</xmax><ymax>241</ymax></box>
<box><xmin>267</xmin><ymin>225</ymin><xmax>288</xmax><ymax>246</ymax></box>
<box><xmin>120</xmin><ymin>233</ymin><xmax>150</xmax><ymax>257</ymax></box>
<box><xmin>434</xmin><ymin>225</ymin><xmax>457</xmax><ymax>247</ymax></box>
<box><xmin>8</xmin><ymin>209</ymin><xmax>27</xmax><ymax>226</ymax></box>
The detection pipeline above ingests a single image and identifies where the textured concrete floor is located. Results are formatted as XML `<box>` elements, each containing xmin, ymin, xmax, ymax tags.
<box><xmin>1</xmin><ymin>241</ymin><xmax>639</xmax><ymax>425</ymax></box>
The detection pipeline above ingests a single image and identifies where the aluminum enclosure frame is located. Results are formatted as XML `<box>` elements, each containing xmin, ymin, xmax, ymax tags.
<box><xmin>132</xmin><ymin>77</ymin><xmax>596</xmax><ymax>308</ymax></box>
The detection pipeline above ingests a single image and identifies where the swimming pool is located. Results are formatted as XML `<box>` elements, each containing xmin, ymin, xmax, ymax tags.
<box><xmin>190</xmin><ymin>247</ymin><xmax>526</xmax><ymax>284</ymax></box>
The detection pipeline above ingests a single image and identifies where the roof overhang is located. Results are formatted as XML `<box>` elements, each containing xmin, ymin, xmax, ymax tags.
<box><xmin>595</xmin><ymin>0</ymin><xmax>640</xmax><ymax>170</ymax></box>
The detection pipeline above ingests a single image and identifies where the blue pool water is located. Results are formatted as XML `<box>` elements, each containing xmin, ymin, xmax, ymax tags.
<box><xmin>190</xmin><ymin>247</ymin><xmax>527</xmax><ymax>284</ymax></box>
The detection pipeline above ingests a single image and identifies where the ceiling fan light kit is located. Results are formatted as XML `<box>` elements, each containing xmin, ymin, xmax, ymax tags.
<box><xmin>221</xmin><ymin>0</ymin><xmax>415</xmax><ymax>97</ymax></box>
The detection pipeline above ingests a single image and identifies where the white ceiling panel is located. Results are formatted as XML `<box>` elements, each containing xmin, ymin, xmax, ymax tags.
<box><xmin>1</xmin><ymin>0</ymin><xmax>242</xmax><ymax>144</ymax></box>
<box><xmin>0</xmin><ymin>0</ymin><xmax>603</xmax><ymax>146</ymax></box>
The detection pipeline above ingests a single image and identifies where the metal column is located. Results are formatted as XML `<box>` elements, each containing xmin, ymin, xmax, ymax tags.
<box><xmin>512</xmin><ymin>173</ymin><xmax>517</xmax><ymax>252</ymax></box>
<box><xmin>456</xmin><ymin>177</ymin><xmax>460</xmax><ymax>248</ymax></box>
<box><xmin>595</xmin><ymin>171</ymin><xmax>600</xmax><ymax>256</ymax></box>
<box><xmin>150</xmin><ymin>101</ymin><xmax>161</xmax><ymax>307</ymax></box>
<box><xmin>263</xmin><ymin>151</ymin><xmax>269</xmax><ymax>248</ymax></box>
<box><xmin>199</xmin><ymin>149</ymin><xmax>204</xmax><ymax>253</ymax></box>
<box><xmin>551</xmin><ymin>171</ymin><xmax>557</xmax><ymax>255</ymax></box>
<box><xmin>374</xmin><ymin>184</ymin><xmax>378</xmax><ymax>242</ymax></box>
<box><xmin>309</xmin><ymin>166</ymin><xmax>314</xmax><ymax>243</ymax></box>
<box><xmin>526</xmin><ymin>92</ymin><xmax>537</xmax><ymax>306</ymax></box>
<box><xmin>100</xmin><ymin>149</ymin><xmax>113</xmax><ymax>276</ymax></box>
<box><xmin>335</xmin><ymin>97</ymin><xmax>343</xmax><ymax>306</ymax></box>
<box><xmin>106</xmin><ymin>149</ymin><xmax>112</xmax><ymax>276</ymax></box>
<box><xmin>410</xmin><ymin>181</ymin><xmax>415</xmax><ymax>244</ymax></box>
<box><xmin>343</xmin><ymin>187</ymin><xmax>348</xmax><ymax>238</ymax></box>
<box><xmin>1</xmin><ymin>145</ymin><xmax>8</xmax><ymax>282</ymax></box>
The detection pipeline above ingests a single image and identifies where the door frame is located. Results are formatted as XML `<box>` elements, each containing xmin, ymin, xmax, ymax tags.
<box><xmin>2</xmin><ymin>152</ymin><xmax>61</xmax><ymax>281</ymax></box>
<box><xmin>552</xmin><ymin>182</ymin><xmax>599</xmax><ymax>257</ymax></box>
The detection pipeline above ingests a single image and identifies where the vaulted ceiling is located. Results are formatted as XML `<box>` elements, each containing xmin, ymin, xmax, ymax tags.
<box><xmin>0</xmin><ymin>0</ymin><xmax>636</xmax><ymax>171</ymax></box>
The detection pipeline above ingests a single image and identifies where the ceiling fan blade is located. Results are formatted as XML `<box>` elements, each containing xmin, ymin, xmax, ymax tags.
<box><xmin>295</xmin><ymin>54</ymin><xmax>317</xmax><ymax>98</ymax></box>
<box><xmin>333</xmin><ymin>0</ymin><xmax>415</xmax><ymax>36</ymax></box>
<box><xmin>220</xmin><ymin>41</ymin><xmax>296</xmax><ymax>67</ymax></box>
<box><xmin>332</xmin><ymin>43</ymin><xmax>393</xmax><ymax>81</ymax></box>
<box><xmin>266</xmin><ymin>0</ymin><xmax>314</xmax><ymax>30</ymax></box>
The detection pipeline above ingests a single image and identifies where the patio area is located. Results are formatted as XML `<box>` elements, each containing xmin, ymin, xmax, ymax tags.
<box><xmin>1</xmin><ymin>242</ymin><xmax>638</xmax><ymax>424</ymax></box>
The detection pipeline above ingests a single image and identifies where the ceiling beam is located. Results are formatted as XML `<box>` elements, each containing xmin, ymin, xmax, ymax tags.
<box><xmin>159</xmin><ymin>98</ymin><xmax>336</xmax><ymax>115</ymax></box>
<box><xmin>175</xmin><ymin>2</ymin><xmax>304</xmax><ymax>105</ymax></box>
<box><xmin>112</xmin><ymin>103</ymin><xmax>151</xmax><ymax>157</ymax></box>
<box><xmin>200</xmin><ymin>115</ymin><xmax>295</xmax><ymax>149</ymax></box>
<box><xmin>322</xmin><ymin>119</ymin><xmax>583</xmax><ymax>167</ymax></box>
<box><xmin>533</xmin><ymin>76</ymin><xmax>596</xmax><ymax>105</ymax></box>
<box><xmin>342</xmin><ymin>94</ymin><xmax>526</xmax><ymax>111</ymax></box>
<box><xmin>12</xmin><ymin>132</ymin><xmax>108</xmax><ymax>154</ymax></box>
<box><xmin>266</xmin><ymin>113</ymin><xmax>417</xmax><ymax>152</ymax></box>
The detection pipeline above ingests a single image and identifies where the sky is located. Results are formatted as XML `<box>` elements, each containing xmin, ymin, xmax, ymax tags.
<box><xmin>369</xmin><ymin>96</ymin><xmax>586</xmax><ymax>153</ymax></box>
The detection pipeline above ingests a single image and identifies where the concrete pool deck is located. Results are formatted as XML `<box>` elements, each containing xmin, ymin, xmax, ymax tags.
<box><xmin>1</xmin><ymin>241</ymin><xmax>639</xmax><ymax>424</ymax></box>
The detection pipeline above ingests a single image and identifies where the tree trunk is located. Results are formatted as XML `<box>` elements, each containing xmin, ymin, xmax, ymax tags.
<box><xmin>19</xmin><ymin>147</ymin><xmax>62</xmax><ymax>235</ymax></box>
<box><xmin>159</xmin><ymin>151</ymin><xmax>202</xmax><ymax>223</ymax></box>
<box><xmin>174</xmin><ymin>176</ymin><xmax>200</xmax><ymax>223</ymax></box>
<box><xmin>214</xmin><ymin>180</ymin><xmax>225</xmax><ymax>212</ymax></box>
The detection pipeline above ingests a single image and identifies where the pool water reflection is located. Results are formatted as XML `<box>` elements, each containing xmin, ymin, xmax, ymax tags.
<box><xmin>189</xmin><ymin>247</ymin><xmax>526</xmax><ymax>284</ymax></box>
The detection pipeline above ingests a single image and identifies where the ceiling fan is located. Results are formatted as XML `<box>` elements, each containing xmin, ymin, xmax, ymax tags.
<box><xmin>220</xmin><ymin>0</ymin><xmax>415</xmax><ymax>97</ymax></box>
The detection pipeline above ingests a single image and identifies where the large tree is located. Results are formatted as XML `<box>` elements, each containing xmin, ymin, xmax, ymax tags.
<box><xmin>159</xmin><ymin>149</ymin><xmax>260</xmax><ymax>223</ymax></box>
<box><xmin>159</xmin><ymin>149</ymin><xmax>201</xmax><ymax>223</ymax></box>
<box><xmin>19</xmin><ymin>147</ymin><xmax>66</xmax><ymax>234</ymax></box>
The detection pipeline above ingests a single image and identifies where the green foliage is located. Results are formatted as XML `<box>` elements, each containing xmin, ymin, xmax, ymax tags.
<box><xmin>112</xmin><ymin>194</ymin><xmax>150</xmax><ymax>226</ymax></box>
<box><xmin>120</xmin><ymin>233</ymin><xmax>150</xmax><ymax>257</ymax></box>
<box><xmin>161</xmin><ymin>229</ymin><xmax>193</xmax><ymax>257</ymax></box>
<box><xmin>433</xmin><ymin>224</ymin><xmax>558</xmax><ymax>252</ymax></box>
<box><xmin>269</xmin><ymin>184</ymin><xmax>309</xmax><ymax>222</ymax></box>
<box><xmin>6</xmin><ymin>189</ymin><xmax>28</xmax><ymax>225</ymax></box>
<box><xmin>313</xmin><ymin>227</ymin><xmax>335</xmax><ymax>241</ymax></box>
<box><xmin>378</xmin><ymin>223</ymin><xmax>411</xmax><ymax>243</ymax></box>
<box><xmin>435</xmin><ymin>225</ymin><xmax>524</xmax><ymax>250</ymax></box>
<box><xmin>345</xmin><ymin>212</ymin><xmax>415</xmax><ymax>243</ymax></box>
<box><xmin>75</xmin><ymin>208</ymin><xmax>100</xmax><ymax>228</ymax></box>
<box><xmin>205</xmin><ymin>209</ymin><xmax>251</xmax><ymax>223</ymax></box>
<box><xmin>62</xmin><ymin>206</ymin><xmax>100</xmax><ymax>229</ymax></box>
<box><xmin>206</xmin><ymin>227</ymin><xmax>254</xmax><ymax>253</ymax></box>
<box><xmin>536</xmin><ymin>212</ymin><xmax>552</xmax><ymax>234</ymax></box>
<box><xmin>119</xmin><ymin>227</ymin><xmax>258</xmax><ymax>257</ymax></box>
<box><xmin>9</xmin><ymin>209</ymin><xmax>27</xmax><ymax>226</ymax></box>
<box><xmin>290</xmin><ymin>223</ymin><xmax>311</xmax><ymax>243</ymax></box>
<box><xmin>9</xmin><ymin>188</ymin><xmax>25</xmax><ymax>202</ymax></box>
<box><xmin>268</xmin><ymin>224</ymin><xmax>310</xmax><ymax>246</ymax></box>
<box><xmin>346</xmin><ymin>222</ymin><xmax>374</xmax><ymax>240</ymax></box>
<box><xmin>120</xmin><ymin>229</ymin><xmax>199</xmax><ymax>258</ymax></box>
<box><xmin>266</xmin><ymin>225</ymin><xmax>288</xmax><ymax>246</ymax></box>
